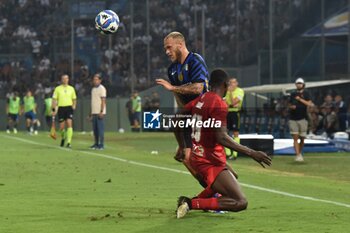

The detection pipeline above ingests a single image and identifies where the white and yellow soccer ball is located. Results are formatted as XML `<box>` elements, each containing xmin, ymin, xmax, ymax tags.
<box><xmin>95</xmin><ymin>10</ymin><xmax>120</xmax><ymax>35</ymax></box>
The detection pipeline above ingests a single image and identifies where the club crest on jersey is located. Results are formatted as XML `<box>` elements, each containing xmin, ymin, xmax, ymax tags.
<box><xmin>178</xmin><ymin>73</ymin><xmax>183</xmax><ymax>82</ymax></box>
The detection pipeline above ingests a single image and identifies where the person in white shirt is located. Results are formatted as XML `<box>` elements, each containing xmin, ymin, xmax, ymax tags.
<box><xmin>90</xmin><ymin>74</ymin><xmax>107</xmax><ymax>150</ymax></box>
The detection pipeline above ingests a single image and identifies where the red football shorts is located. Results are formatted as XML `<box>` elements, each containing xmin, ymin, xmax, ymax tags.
<box><xmin>190</xmin><ymin>154</ymin><xmax>226</xmax><ymax>187</ymax></box>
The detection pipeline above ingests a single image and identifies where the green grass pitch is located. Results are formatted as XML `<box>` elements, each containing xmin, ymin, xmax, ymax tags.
<box><xmin>1</xmin><ymin>132</ymin><xmax>350</xmax><ymax>233</ymax></box>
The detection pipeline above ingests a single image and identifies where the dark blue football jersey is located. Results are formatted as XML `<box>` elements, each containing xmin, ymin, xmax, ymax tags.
<box><xmin>167</xmin><ymin>52</ymin><xmax>209</xmax><ymax>104</ymax></box>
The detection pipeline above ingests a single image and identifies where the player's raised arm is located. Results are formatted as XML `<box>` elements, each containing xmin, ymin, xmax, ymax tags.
<box><xmin>173</xmin><ymin>82</ymin><xmax>204</xmax><ymax>95</ymax></box>
<box><xmin>215</xmin><ymin>127</ymin><xmax>272</xmax><ymax>168</ymax></box>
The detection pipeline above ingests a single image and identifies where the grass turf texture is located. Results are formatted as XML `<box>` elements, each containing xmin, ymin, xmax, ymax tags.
<box><xmin>1</xmin><ymin>132</ymin><xmax>349</xmax><ymax>233</ymax></box>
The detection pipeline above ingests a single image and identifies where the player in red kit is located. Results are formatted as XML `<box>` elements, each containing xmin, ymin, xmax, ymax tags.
<box><xmin>175</xmin><ymin>69</ymin><xmax>272</xmax><ymax>218</ymax></box>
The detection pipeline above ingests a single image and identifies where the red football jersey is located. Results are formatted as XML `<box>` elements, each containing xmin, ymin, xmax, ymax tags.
<box><xmin>184</xmin><ymin>92</ymin><xmax>228</xmax><ymax>166</ymax></box>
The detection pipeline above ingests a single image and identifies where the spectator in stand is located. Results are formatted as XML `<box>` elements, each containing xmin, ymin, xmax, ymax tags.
<box><xmin>31</xmin><ymin>38</ymin><xmax>41</xmax><ymax>59</ymax></box>
<box><xmin>323</xmin><ymin>104</ymin><xmax>339</xmax><ymax>138</ymax></box>
<box><xmin>150</xmin><ymin>91</ymin><xmax>160</xmax><ymax>111</ymax></box>
<box><xmin>307</xmin><ymin>105</ymin><xmax>320</xmax><ymax>135</ymax></box>
<box><xmin>38</xmin><ymin>56</ymin><xmax>50</xmax><ymax>72</ymax></box>
<box><xmin>323</xmin><ymin>94</ymin><xmax>333</xmax><ymax>106</ymax></box>
<box><xmin>142</xmin><ymin>95</ymin><xmax>151</xmax><ymax>112</ymax></box>
<box><xmin>0</xmin><ymin>0</ymin><xmax>330</xmax><ymax>98</ymax></box>
<box><xmin>334</xmin><ymin>95</ymin><xmax>347</xmax><ymax>132</ymax></box>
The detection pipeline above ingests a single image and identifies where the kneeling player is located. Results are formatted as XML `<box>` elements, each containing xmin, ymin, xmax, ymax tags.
<box><xmin>176</xmin><ymin>69</ymin><xmax>271</xmax><ymax>218</ymax></box>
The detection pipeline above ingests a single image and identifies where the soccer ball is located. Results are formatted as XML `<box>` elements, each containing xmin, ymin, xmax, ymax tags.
<box><xmin>95</xmin><ymin>10</ymin><xmax>120</xmax><ymax>35</ymax></box>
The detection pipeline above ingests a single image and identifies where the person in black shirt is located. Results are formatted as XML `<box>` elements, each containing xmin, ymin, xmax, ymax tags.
<box><xmin>142</xmin><ymin>96</ymin><xmax>152</xmax><ymax>112</ymax></box>
<box><xmin>288</xmin><ymin>78</ymin><xmax>314</xmax><ymax>162</ymax></box>
<box><xmin>334</xmin><ymin>95</ymin><xmax>347</xmax><ymax>132</ymax></box>
<box><xmin>125</xmin><ymin>96</ymin><xmax>133</xmax><ymax>127</ymax></box>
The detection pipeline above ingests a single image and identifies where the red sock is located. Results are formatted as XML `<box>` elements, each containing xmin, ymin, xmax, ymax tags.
<box><xmin>197</xmin><ymin>187</ymin><xmax>215</xmax><ymax>198</ymax></box>
<box><xmin>191</xmin><ymin>198</ymin><xmax>219</xmax><ymax>210</ymax></box>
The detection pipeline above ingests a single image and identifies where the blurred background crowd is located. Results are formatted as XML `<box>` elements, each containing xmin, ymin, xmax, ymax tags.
<box><xmin>0</xmin><ymin>0</ymin><xmax>329</xmax><ymax>97</ymax></box>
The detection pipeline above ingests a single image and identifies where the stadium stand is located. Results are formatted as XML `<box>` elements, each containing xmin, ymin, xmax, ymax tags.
<box><xmin>0</xmin><ymin>0</ymin><xmax>320</xmax><ymax>98</ymax></box>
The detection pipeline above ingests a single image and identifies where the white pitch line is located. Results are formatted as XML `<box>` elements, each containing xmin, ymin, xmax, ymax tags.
<box><xmin>3</xmin><ymin>135</ymin><xmax>350</xmax><ymax>209</ymax></box>
<box><xmin>240</xmin><ymin>183</ymin><xmax>350</xmax><ymax>208</ymax></box>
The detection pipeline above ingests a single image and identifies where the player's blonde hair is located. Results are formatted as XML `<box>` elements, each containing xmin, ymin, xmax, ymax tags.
<box><xmin>164</xmin><ymin>31</ymin><xmax>186</xmax><ymax>43</ymax></box>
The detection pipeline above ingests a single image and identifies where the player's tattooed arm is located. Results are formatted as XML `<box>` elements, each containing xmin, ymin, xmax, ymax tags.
<box><xmin>172</xmin><ymin>83</ymin><xmax>204</xmax><ymax>95</ymax></box>
<box><xmin>215</xmin><ymin>127</ymin><xmax>272</xmax><ymax>168</ymax></box>
<box><xmin>156</xmin><ymin>79</ymin><xmax>204</xmax><ymax>95</ymax></box>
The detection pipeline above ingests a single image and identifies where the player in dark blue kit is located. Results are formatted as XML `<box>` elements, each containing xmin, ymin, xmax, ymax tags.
<box><xmin>157</xmin><ymin>32</ymin><xmax>209</xmax><ymax>106</ymax></box>
<box><xmin>156</xmin><ymin>31</ymin><xmax>209</xmax><ymax>180</ymax></box>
